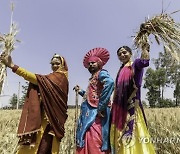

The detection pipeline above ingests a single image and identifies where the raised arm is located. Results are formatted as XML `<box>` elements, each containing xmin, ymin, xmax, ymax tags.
<box><xmin>0</xmin><ymin>54</ymin><xmax>37</xmax><ymax>85</ymax></box>
<box><xmin>134</xmin><ymin>44</ymin><xmax>150</xmax><ymax>70</ymax></box>
<box><xmin>13</xmin><ymin>66</ymin><xmax>37</xmax><ymax>85</ymax></box>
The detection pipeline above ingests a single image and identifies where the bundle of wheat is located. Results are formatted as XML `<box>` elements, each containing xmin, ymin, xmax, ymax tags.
<box><xmin>0</xmin><ymin>3</ymin><xmax>19</xmax><ymax>94</ymax></box>
<box><xmin>134</xmin><ymin>12</ymin><xmax>180</xmax><ymax>61</ymax></box>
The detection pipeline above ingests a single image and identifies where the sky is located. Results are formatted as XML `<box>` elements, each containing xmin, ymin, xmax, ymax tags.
<box><xmin>0</xmin><ymin>0</ymin><xmax>179</xmax><ymax>107</ymax></box>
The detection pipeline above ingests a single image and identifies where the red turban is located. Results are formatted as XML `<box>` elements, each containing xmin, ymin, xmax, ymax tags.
<box><xmin>83</xmin><ymin>47</ymin><xmax>110</xmax><ymax>68</ymax></box>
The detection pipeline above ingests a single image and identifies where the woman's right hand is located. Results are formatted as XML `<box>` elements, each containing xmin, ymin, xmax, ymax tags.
<box><xmin>0</xmin><ymin>53</ymin><xmax>14</xmax><ymax>68</ymax></box>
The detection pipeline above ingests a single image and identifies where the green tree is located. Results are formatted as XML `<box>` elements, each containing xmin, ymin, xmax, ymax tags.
<box><xmin>159</xmin><ymin>50</ymin><xmax>180</xmax><ymax>106</ymax></box>
<box><xmin>174</xmin><ymin>81</ymin><xmax>180</xmax><ymax>106</ymax></box>
<box><xmin>157</xmin><ymin>98</ymin><xmax>175</xmax><ymax>108</ymax></box>
<box><xmin>153</xmin><ymin>52</ymin><xmax>172</xmax><ymax>100</ymax></box>
<box><xmin>9</xmin><ymin>93</ymin><xmax>17</xmax><ymax>109</ymax></box>
<box><xmin>144</xmin><ymin>51</ymin><xmax>179</xmax><ymax>107</ymax></box>
<box><xmin>155</xmin><ymin>68</ymin><xmax>166</xmax><ymax>101</ymax></box>
<box><xmin>144</xmin><ymin>68</ymin><xmax>159</xmax><ymax>108</ymax></box>
<box><xmin>171</xmin><ymin>64</ymin><xmax>180</xmax><ymax>106</ymax></box>
<box><xmin>19</xmin><ymin>81</ymin><xmax>29</xmax><ymax>108</ymax></box>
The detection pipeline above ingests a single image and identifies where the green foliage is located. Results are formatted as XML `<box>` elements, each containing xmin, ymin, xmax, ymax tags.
<box><xmin>19</xmin><ymin>81</ymin><xmax>28</xmax><ymax>108</ymax></box>
<box><xmin>174</xmin><ymin>80</ymin><xmax>180</xmax><ymax>106</ymax></box>
<box><xmin>170</xmin><ymin>64</ymin><xmax>180</xmax><ymax>106</ymax></box>
<box><xmin>144</xmin><ymin>68</ymin><xmax>159</xmax><ymax>107</ymax></box>
<box><xmin>156</xmin><ymin>98</ymin><xmax>175</xmax><ymax>108</ymax></box>
<box><xmin>9</xmin><ymin>93</ymin><xmax>17</xmax><ymax>109</ymax></box>
<box><xmin>144</xmin><ymin>51</ymin><xmax>179</xmax><ymax>108</ymax></box>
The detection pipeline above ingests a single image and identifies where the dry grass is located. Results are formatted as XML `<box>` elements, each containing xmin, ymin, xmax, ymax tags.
<box><xmin>0</xmin><ymin>108</ymin><xmax>180</xmax><ymax>154</ymax></box>
<box><xmin>145</xmin><ymin>108</ymin><xmax>180</xmax><ymax>153</ymax></box>
<box><xmin>0</xmin><ymin>110</ymin><xmax>20</xmax><ymax>154</ymax></box>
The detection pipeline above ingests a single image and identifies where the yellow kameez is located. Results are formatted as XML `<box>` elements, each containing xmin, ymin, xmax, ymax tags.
<box><xmin>15</xmin><ymin>67</ymin><xmax>60</xmax><ymax>154</ymax></box>
<box><xmin>110</xmin><ymin>105</ymin><xmax>155</xmax><ymax>154</ymax></box>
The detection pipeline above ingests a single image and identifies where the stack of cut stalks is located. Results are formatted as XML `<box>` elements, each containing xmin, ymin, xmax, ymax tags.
<box><xmin>134</xmin><ymin>13</ymin><xmax>180</xmax><ymax>62</ymax></box>
<box><xmin>0</xmin><ymin>3</ymin><xmax>19</xmax><ymax>95</ymax></box>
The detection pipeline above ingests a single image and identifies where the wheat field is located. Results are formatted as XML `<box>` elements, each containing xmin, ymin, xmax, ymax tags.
<box><xmin>0</xmin><ymin>108</ymin><xmax>180</xmax><ymax>154</ymax></box>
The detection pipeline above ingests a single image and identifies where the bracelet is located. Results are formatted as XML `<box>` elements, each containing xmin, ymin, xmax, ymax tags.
<box><xmin>12</xmin><ymin>65</ymin><xmax>19</xmax><ymax>73</ymax></box>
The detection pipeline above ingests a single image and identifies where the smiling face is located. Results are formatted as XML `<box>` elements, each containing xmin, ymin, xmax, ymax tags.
<box><xmin>51</xmin><ymin>57</ymin><xmax>62</xmax><ymax>72</ymax></box>
<box><xmin>88</xmin><ymin>61</ymin><xmax>99</xmax><ymax>74</ymax></box>
<box><xmin>117</xmin><ymin>47</ymin><xmax>132</xmax><ymax>64</ymax></box>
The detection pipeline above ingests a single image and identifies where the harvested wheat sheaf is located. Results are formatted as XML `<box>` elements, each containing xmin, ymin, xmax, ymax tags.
<box><xmin>0</xmin><ymin>108</ymin><xmax>180</xmax><ymax>154</ymax></box>
<box><xmin>0</xmin><ymin>3</ymin><xmax>20</xmax><ymax>95</ymax></box>
<box><xmin>134</xmin><ymin>13</ymin><xmax>180</xmax><ymax>62</ymax></box>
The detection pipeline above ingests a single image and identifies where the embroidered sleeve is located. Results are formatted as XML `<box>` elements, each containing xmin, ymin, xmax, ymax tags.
<box><xmin>134</xmin><ymin>58</ymin><xmax>149</xmax><ymax>70</ymax></box>
<box><xmin>97</xmin><ymin>70</ymin><xmax>114</xmax><ymax>112</ymax></box>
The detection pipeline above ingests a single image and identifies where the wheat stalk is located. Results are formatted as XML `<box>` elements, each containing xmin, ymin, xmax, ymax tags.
<box><xmin>134</xmin><ymin>13</ymin><xmax>180</xmax><ymax>62</ymax></box>
<box><xmin>0</xmin><ymin>3</ymin><xmax>20</xmax><ymax>95</ymax></box>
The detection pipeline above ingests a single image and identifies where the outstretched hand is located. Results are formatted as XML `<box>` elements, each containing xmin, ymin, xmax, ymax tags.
<box><xmin>0</xmin><ymin>53</ymin><xmax>14</xmax><ymax>68</ymax></box>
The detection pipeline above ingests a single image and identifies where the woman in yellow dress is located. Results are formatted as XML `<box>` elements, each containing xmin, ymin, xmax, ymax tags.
<box><xmin>0</xmin><ymin>53</ymin><xmax>69</xmax><ymax>154</ymax></box>
<box><xmin>110</xmin><ymin>45</ymin><xmax>156</xmax><ymax>154</ymax></box>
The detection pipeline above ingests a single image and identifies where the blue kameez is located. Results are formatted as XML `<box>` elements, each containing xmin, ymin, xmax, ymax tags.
<box><xmin>76</xmin><ymin>70</ymin><xmax>114</xmax><ymax>151</ymax></box>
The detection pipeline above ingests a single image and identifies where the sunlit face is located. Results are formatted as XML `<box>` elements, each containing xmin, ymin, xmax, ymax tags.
<box><xmin>51</xmin><ymin>57</ymin><xmax>61</xmax><ymax>72</ymax></box>
<box><xmin>88</xmin><ymin>61</ymin><xmax>99</xmax><ymax>74</ymax></box>
<box><xmin>117</xmin><ymin>48</ymin><xmax>132</xmax><ymax>64</ymax></box>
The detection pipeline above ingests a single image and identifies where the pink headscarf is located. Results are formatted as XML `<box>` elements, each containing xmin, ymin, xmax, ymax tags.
<box><xmin>83</xmin><ymin>47</ymin><xmax>110</xmax><ymax>68</ymax></box>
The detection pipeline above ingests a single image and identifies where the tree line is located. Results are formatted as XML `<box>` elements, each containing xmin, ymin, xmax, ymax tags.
<box><xmin>144</xmin><ymin>51</ymin><xmax>180</xmax><ymax>108</ymax></box>
<box><xmin>8</xmin><ymin>81</ymin><xmax>28</xmax><ymax>109</ymax></box>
